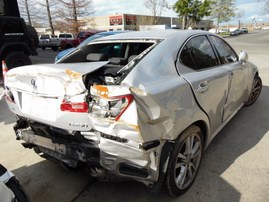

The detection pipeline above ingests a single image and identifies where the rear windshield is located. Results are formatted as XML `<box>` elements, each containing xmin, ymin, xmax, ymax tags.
<box><xmin>59</xmin><ymin>34</ymin><xmax>73</xmax><ymax>38</ymax></box>
<box><xmin>40</xmin><ymin>35</ymin><xmax>50</xmax><ymax>39</ymax></box>
<box><xmin>60</xmin><ymin>41</ymin><xmax>155</xmax><ymax>64</ymax></box>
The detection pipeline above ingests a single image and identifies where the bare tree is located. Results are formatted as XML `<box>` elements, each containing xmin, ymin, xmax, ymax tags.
<box><xmin>35</xmin><ymin>0</ymin><xmax>57</xmax><ymax>35</ymax></box>
<box><xmin>235</xmin><ymin>10</ymin><xmax>244</xmax><ymax>28</ymax></box>
<box><xmin>18</xmin><ymin>0</ymin><xmax>36</xmax><ymax>26</ymax></box>
<box><xmin>144</xmin><ymin>0</ymin><xmax>168</xmax><ymax>25</ymax></box>
<box><xmin>56</xmin><ymin>0</ymin><xmax>95</xmax><ymax>34</ymax></box>
<box><xmin>136</xmin><ymin>15</ymin><xmax>155</xmax><ymax>30</ymax></box>
<box><xmin>263</xmin><ymin>0</ymin><xmax>269</xmax><ymax>12</ymax></box>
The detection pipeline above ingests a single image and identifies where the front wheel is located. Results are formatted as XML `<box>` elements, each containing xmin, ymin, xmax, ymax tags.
<box><xmin>244</xmin><ymin>76</ymin><xmax>262</xmax><ymax>106</ymax></box>
<box><xmin>165</xmin><ymin>125</ymin><xmax>203</xmax><ymax>197</ymax></box>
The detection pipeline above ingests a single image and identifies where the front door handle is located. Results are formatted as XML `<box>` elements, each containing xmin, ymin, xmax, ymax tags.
<box><xmin>197</xmin><ymin>81</ymin><xmax>208</xmax><ymax>93</ymax></box>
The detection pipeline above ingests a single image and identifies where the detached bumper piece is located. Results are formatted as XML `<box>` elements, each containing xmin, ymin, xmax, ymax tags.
<box><xmin>119</xmin><ymin>163</ymin><xmax>149</xmax><ymax>178</ymax></box>
<box><xmin>15</xmin><ymin>120</ymin><xmax>100</xmax><ymax>169</ymax></box>
<box><xmin>13</xmin><ymin>119</ymin><xmax>162</xmax><ymax>184</ymax></box>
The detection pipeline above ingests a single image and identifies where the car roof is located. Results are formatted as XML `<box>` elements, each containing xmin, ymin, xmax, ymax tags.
<box><xmin>94</xmin><ymin>30</ymin><xmax>209</xmax><ymax>41</ymax></box>
<box><xmin>96</xmin><ymin>31</ymin><xmax>128</xmax><ymax>36</ymax></box>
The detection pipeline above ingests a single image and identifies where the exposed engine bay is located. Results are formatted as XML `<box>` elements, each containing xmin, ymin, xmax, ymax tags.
<box><xmin>58</xmin><ymin>41</ymin><xmax>156</xmax><ymax>88</ymax></box>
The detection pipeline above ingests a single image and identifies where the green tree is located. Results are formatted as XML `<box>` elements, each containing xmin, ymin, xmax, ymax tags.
<box><xmin>173</xmin><ymin>0</ymin><xmax>211</xmax><ymax>29</ymax></box>
<box><xmin>210</xmin><ymin>0</ymin><xmax>236</xmax><ymax>32</ymax></box>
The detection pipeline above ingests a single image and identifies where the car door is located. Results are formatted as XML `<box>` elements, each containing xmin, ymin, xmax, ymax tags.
<box><xmin>209</xmin><ymin>36</ymin><xmax>248</xmax><ymax>121</ymax></box>
<box><xmin>177</xmin><ymin>35</ymin><xmax>230</xmax><ymax>133</ymax></box>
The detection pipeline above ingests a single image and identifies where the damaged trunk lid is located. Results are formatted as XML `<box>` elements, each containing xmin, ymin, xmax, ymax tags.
<box><xmin>4</xmin><ymin>62</ymin><xmax>108</xmax><ymax>131</ymax></box>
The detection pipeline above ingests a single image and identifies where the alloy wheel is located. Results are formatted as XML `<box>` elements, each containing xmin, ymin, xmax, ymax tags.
<box><xmin>174</xmin><ymin>133</ymin><xmax>202</xmax><ymax>190</ymax></box>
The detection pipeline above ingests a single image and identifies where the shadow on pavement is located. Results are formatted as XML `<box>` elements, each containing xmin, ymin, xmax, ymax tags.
<box><xmin>0</xmin><ymin>93</ymin><xmax>16</xmax><ymax>125</ymax></box>
<box><xmin>11</xmin><ymin>160</ymin><xmax>93</xmax><ymax>202</ymax></box>
<box><xmin>7</xmin><ymin>85</ymin><xmax>269</xmax><ymax>202</ymax></box>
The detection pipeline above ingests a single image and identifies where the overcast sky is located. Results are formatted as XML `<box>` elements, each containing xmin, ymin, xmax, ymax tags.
<box><xmin>92</xmin><ymin>0</ymin><xmax>269</xmax><ymax>24</ymax></box>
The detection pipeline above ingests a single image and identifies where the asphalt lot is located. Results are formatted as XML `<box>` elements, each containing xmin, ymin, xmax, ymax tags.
<box><xmin>0</xmin><ymin>30</ymin><xmax>269</xmax><ymax>202</ymax></box>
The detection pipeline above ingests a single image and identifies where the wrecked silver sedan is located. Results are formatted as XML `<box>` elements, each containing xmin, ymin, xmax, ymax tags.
<box><xmin>4</xmin><ymin>30</ymin><xmax>262</xmax><ymax>196</ymax></box>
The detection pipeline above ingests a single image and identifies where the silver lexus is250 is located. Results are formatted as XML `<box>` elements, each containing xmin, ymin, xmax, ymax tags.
<box><xmin>3</xmin><ymin>30</ymin><xmax>262</xmax><ymax>196</ymax></box>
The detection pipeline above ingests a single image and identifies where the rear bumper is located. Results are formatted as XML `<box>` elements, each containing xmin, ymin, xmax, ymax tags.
<box><xmin>15</xmin><ymin>124</ymin><xmax>163</xmax><ymax>185</ymax></box>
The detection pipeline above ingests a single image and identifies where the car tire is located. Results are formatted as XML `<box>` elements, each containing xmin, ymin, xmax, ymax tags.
<box><xmin>26</xmin><ymin>25</ymin><xmax>39</xmax><ymax>49</ymax></box>
<box><xmin>244</xmin><ymin>76</ymin><xmax>262</xmax><ymax>106</ymax></box>
<box><xmin>165</xmin><ymin>125</ymin><xmax>203</xmax><ymax>197</ymax></box>
<box><xmin>5</xmin><ymin>52</ymin><xmax>32</xmax><ymax>69</ymax></box>
<box><xmin>5</xmin><ymin>177</ymin><xmax>31</xmax><ymax>202</ymax></box>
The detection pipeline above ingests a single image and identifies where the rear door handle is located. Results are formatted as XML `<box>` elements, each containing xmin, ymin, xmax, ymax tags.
<box><xmin>197</xmin><ymin>81</ymin><xmax>208</xmax><ymax>93</ymax></box>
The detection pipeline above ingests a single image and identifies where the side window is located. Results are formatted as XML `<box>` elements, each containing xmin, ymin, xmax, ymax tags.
<box><xmin>180</xmin><ymin>35</ymin><xmax>218</xmax><ymax>70</ymax></box>
<box><xmin>210</xmin><ymin>36</ymin><xmax>238</xmax><ymax>64</ymax></box>
<box><xmin>1</xmin><ymin>19</ymin><xmax>25</xmax><ymax>37</ymax></box>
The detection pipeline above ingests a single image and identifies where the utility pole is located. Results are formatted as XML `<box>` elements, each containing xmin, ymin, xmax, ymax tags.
<box><xmin>45</xmin><ymin>0</ymin><xmax>55</xmax><ymax>35</ymax></box>
<box><xmin>25</xmin><ymin>0</ymin><xmax>32</xmax><ymax>26</ymax></box>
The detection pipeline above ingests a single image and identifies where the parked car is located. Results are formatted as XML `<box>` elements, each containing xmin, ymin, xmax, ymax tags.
<box><xmin>240</xmin><ymin>27</ymin><xmax>248</xmax><ymax>33</ymax></box>
<box><xmin>39</xmin><ymin>33</ymin><xmax>74</xmax><ymax>51</ymax></box>
<box><xmin>229</xmin><ymin>29</ymin><xmax>241</xmax><ymax>36</ymax></box>
<box><xmin>60</xmin><ymin>31</ymin><xmax>101</xmax><ymax>50</ymax></box>
<box><xmin>0</xmin><ymin>164</ymin><xmax>31</xmax><ymax>202</ymax></box>
<box><xmin>58</xmin><ymin>33</ymin><xmax>74</xmax><ymax>39</ymax></box>
<box><xmin>4</xmin><ymin>30</ymin><xmax>262</xmax><ymax>196</ymax></box>
<box><xmin>55</xmin><ymin>31</ymin><xmax>129</xmax><ymax>62</ymax></box>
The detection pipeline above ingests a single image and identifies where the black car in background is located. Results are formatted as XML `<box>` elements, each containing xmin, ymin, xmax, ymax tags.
<box><xmin>0</xmin><ymin>16</ymin><xmax>38</xmax><ymax>76</ymax></box>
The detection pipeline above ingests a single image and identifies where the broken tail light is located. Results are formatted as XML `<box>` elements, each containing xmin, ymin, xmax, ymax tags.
<box><xmin>60</xmin><ymin>99</ymin><xmax>89</xmax><ymax>113</ymax></box>
<box><xmin>89</xmin><ymin>94</ymin><xmax>134</xmax><ymax>121</ymax></box>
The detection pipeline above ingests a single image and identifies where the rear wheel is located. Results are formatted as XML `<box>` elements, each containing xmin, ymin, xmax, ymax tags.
<box><xmin>244</xmin><ymin>76</ymin><xmax>262</xmax><ymax>106</ymax></box>
<box><xmin>5</xmin><ymin>52</ymin><xmax>32</xmax><ymax>69</ymax></box>
<box><xmin>165</xmin><ymin>125</ymin><xmax>203</xmax><ymax>197</ymax></box>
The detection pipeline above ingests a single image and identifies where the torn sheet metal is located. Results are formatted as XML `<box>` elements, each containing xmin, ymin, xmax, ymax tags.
<box><xmin>5</xmin><ymin>62</ymin><xmax>108</xmax><ymax>97</ymax></box>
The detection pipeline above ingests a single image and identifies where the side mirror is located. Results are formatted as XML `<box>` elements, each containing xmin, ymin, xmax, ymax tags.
<box><xmin>239</xmin><ymin>51</ymin><xmax>248</xmax><ymax>63</ymax></box>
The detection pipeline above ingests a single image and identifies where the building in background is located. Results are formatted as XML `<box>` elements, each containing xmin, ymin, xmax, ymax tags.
<box><xmin>83</xmin><ymin>13</ymin><xmax>213</xmax><ymax>31</ymax></box>
<box><xmin>36</xmin><ymin>13</ymin><xmax>213</xmax><ymax>35</ymax></box>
